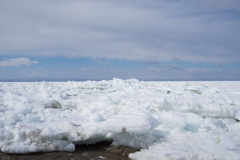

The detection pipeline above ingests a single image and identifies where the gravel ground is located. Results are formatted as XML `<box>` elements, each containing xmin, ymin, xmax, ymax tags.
<box><xmin>0</xmin><ymin>142</ymin><xmax>139</xmax><ymax>160</ymax></box>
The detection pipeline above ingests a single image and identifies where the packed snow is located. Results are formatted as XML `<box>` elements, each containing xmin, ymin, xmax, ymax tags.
<box><xmin>0</xmin><ymin>79</ymin><xmax>240</xmax><ymax>159</ymax></box>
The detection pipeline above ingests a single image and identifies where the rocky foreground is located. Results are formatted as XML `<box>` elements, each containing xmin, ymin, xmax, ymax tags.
<box><xmin>0</xmin><ymin>142</ymin><xmax>138</xmax><ymax>160</ymax></box>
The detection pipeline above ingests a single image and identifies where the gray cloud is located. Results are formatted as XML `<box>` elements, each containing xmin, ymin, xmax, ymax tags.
<box><xmin>150</xmin><ymin>65</ymin><xmax>184</xmax><ymax>73</ymax></box>
<box><xmin>0</xmin><ymin>0</ymin><xmax>240</xmax><ymax>63</ymax></box>
<box><xmin>140</xmin><ymin>60</ymin><xmax>161</xmax><ymax>65</ymax></box>
<box><xmin>165</xmin><ymin>65</ymin><xmax>184</xmax><ymax>70</ymax></box>
<box><xmin>171</xmin><ymin>57</ymin><xmax>182</xmax><ymax>61</ymax></box>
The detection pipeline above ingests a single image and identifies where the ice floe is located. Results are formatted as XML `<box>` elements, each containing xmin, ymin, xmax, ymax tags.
<box><xmin>0</xmin><ymin>79</ymin><xmax>240</xmax><ymax>159</ymax></box>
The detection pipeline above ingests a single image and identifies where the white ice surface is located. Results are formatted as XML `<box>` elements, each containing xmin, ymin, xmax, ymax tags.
<box><xmin>0</xmin><ymin>79</ymin><xmax>240</xmax><ymax>159</ymax></box>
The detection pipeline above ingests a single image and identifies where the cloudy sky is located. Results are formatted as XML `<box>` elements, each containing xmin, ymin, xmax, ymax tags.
<box><xmin>0</xmin><ymin>0</ymin><xmax>240</xmax><ymax>81</ymax></box>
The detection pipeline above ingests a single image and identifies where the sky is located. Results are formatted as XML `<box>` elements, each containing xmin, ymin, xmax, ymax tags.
<box><xmin>0</xmin><ymin>0</ymin><xmax>240</xmax><ymax>81</ymax></box>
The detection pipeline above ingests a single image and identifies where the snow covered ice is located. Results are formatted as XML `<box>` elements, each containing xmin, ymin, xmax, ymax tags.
<box><xmin>0</xmin><ymin>79</ymin><xmax>240</xmax><ymax>160</ymax></box>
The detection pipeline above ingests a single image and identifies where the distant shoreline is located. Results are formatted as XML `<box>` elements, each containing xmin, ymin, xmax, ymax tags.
<box><xmin>1</xmin><ymin>79</ymin><xmax>239</xmax><ymax>82</ymax></box>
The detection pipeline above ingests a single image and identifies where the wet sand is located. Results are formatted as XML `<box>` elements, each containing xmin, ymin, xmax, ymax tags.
<box><xmin>0</xmin><ymin>142</ymin><xmax>139</xmax><ymax>160</ymax></box>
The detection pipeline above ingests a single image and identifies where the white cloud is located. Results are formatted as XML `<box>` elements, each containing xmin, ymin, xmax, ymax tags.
<box><xmin>0</xmin><ymin>57</ymin><xmax>38</xmax><ymax>67</ymax></box>
<box><xmin>91</xmin><ymin>58</ymin><xmax>107</xmax><ymax>64</ymax></box>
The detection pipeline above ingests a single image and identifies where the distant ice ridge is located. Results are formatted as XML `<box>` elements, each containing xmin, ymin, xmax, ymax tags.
<box><xmin>0</xmin><ymin>79</ymin><xmax>240</xmax><ymax>159</ymax></box>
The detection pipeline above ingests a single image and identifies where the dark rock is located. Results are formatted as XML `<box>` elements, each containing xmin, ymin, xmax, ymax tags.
<box><xmin>106</xmin><ymin>145</ymin><xmax>138</xmax><ymax>156</ymax></box>
<box><xmin>82</xmin><ymin>153</ymin><xmax>92</xmax><ymax>158</ymax></box>
<box><xmin>66</xmin><ymin>153</ymin><xmax>74</xmax><ymax>157</ymax></box>
<box><xmin>0</xmin><ymin>156</ymin><xmax>12</xmax><ymax>160</ymax></box>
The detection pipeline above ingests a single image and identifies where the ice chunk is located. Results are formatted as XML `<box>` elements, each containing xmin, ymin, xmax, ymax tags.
<box><xmin>102</xmin><ymin>114</ymin><xmax>156</xmax><ymax>133</ymax></box>
<box><xmin>63</xmin><ymin>143</ymin><xmax>75</xmax><ymax>152</ymax></box>
<box><xmin>112</xmin><ymin>132</ymin><xmax>158</xmax><ymax>149</ymax></box>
